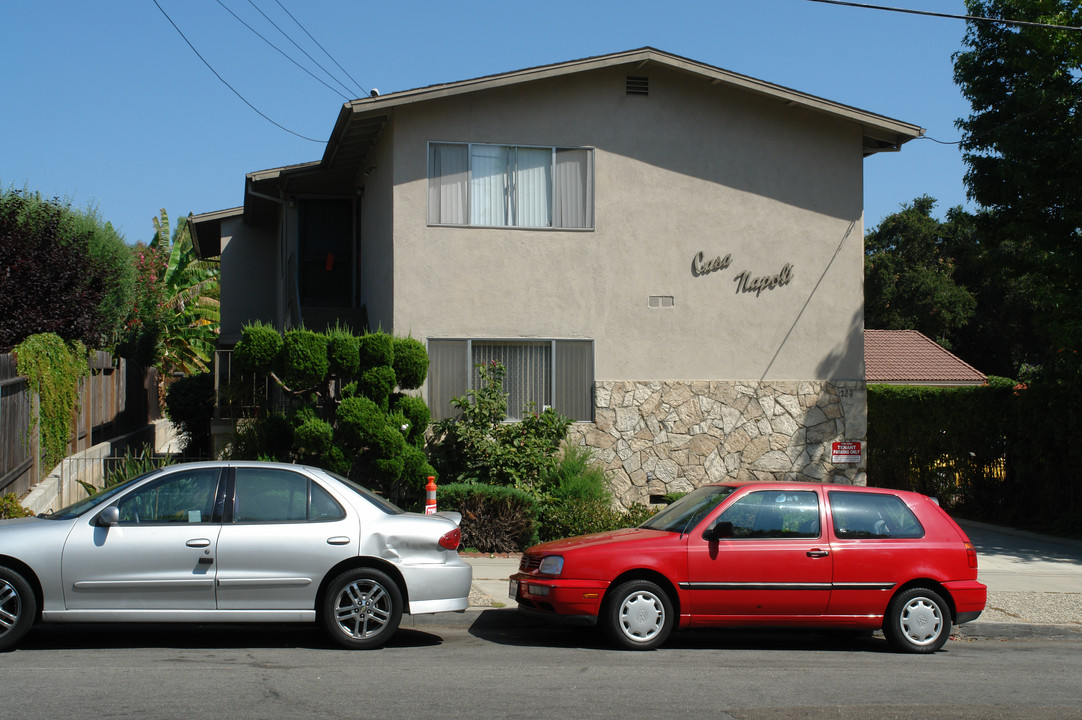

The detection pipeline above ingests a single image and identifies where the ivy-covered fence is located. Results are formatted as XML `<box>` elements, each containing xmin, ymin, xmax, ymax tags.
<box><xmin>0</xmin><ymin>350</ymin><xmax>158</xmax><ymax>497</ymax></box>
<box><xmin>867</xmin><ymin>379</ymin><xmax>1082</xmax><ymax>537</ymax></box>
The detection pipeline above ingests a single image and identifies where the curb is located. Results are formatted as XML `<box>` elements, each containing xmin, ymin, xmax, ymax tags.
<box><xmin>403</xmin><ymin>607</ymin><xmax>1082</xmax><ymax>641</ymax></box>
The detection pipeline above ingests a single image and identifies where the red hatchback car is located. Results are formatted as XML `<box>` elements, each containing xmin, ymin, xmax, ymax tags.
<box><xmin>510</xmin><ymin>482</ymin><xmax>986</xmax><ymax>653</ymax></box>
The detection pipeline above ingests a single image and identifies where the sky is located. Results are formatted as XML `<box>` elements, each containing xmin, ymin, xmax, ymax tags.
<box><xmin>1</xmin><ymin>0</ymin><xmax>976</xmax><ymax>246</ymax></box>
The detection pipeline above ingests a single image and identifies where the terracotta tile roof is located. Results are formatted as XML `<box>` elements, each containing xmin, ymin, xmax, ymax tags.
<box><xmin>864</xmin><ymin>329</ymin><xmax>986</xmax><ymax>386</ymax></box>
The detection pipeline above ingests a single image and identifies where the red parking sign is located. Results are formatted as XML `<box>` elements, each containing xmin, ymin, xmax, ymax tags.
<box><xmin>832</xmin><ymin>441</ymin><xmax>862</xmax><ymax>464</ymax></box>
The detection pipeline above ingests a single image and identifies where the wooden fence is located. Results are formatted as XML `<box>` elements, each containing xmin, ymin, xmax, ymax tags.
<box><xmin>0</xmin><ymin>351</ymin><xmax>159</xmax><ymax>498</ymax></box>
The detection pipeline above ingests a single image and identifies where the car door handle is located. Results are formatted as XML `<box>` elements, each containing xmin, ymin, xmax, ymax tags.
<box><xmin>806</xmin><ymin>549</ymin><xmax>829</xmax><ymax>558</ymax></box>
<box><xmin>326</xmin><ymin>536</ymin><xmax>351</xmax><ymax>545</ymax></box>
<box><xmin>186</xmin><ymin>538</ymin><xmax>212</xmax><ymax>548</ymax></box>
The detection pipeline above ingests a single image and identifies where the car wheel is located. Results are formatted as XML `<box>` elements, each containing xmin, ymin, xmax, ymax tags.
<box><xmin>884</xmin><ymin>587</ymin><xmax>952</xmax><ymax>653</ymax></box>
<box><xmin>603</xmin><ymin>579</ymin><xmax>674</xmax><ymax>651</ymax></box>
<box><xmin>0</xmin><ymin>567</ymin><xmax>36</xmax><ymax>652</ymax></box>
<box><xmin>322</xmin><ymin>568</ymin><xmax>403</xmax><ymax>650</ymax></box>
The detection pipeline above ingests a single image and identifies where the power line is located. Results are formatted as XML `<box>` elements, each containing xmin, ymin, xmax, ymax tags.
<box><xmin>245</xmin><ymin>0</ymin><xmax>363</xmax><ymax>100</ymax></box>
<box><xmin>273</xmin><ymin>0</ymin><xmax>368</xmax><ymax>99</ymax></box>
<box><xmin>153</xmin><ymin>0</ymin><xmax>324</xmax><ymax>143</ymax></box>
<box><xmin>803</xmin><ymin>0</ymin><xmax>1082</xmax><ymax>32</ymax></box>
<box><xmin>215</xmin><ymin>0</ymin><xmax>351</xmax><ymax>102</ymax></box>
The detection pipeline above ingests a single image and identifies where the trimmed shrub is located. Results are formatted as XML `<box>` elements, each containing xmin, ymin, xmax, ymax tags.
<box><xmin>278</xmin><ymin>329</ymin><xmax>328</xmax><ymax>390</ymax></box>
<box><xmin>358</xmin><ymin>331</ymin><xmax>394</xmax><ymax>373</ymax></box>
<box><xmin>233</xmin><ymin>321</ymin><xmax>282</xmax><ymax>374</ymax></box>
<box><xmin>392</xmin><ymin>336</ymin><xmax>428</xmax><ymax>390</ymax></box>
<box><xmin>400</xmin><ymin>444</ymin><xmax>436</xmax><ymax>492</ymax></box>
<box><xmin>294</xmin><ymin>417</ymin><xmax>334</xmax><ymax>457</ymax></box>
<box><xmin>335</xmin><ymin>396</ymin><xmax>385</xmax><ymax>448</ymax></box>
<box><xmin>326</xmin><ymin>326</ymin><xmax>360</xmax><ymax>379</ymax></box>
<box><xmin>391</xmin><ymin>393</ymin><xmax>430</xmax><ymax>447</ymax></box>
<box><xmin>438</xmin><ymin>483</ymin><xmax>538</xmax><ymax>553</ymax></box>
<box><xmin>358</xmin><ymin>365</ymin><xmax>396</xmax><ymax>410</ymax></box>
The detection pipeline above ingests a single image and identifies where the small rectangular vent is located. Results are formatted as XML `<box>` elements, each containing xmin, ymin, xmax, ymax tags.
<box><xmin>649</xmin><ymin>295</ymin><xmax>674</xmax><ymax>308</ymax></box>
<box><xmin>626</xmin><ymin>75</ymin><xmax>649</xmax><ymax>96</ymax></box>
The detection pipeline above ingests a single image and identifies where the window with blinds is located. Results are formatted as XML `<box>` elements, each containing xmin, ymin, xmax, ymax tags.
<box><xmin>428</xmin><ymin>143</ymin><xmax>594</xmax><ymax>229</ymax></box>
<box><xmin>427</xmin><ymin>339</ymin><xmax>594</xmax><ymax>422</ymax></box>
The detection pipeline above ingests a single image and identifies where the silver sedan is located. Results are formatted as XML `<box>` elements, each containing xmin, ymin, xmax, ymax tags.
<box><xmin>0</xmin><ymin>461</ymin><xmax>472</xmax><ymax>650</ymax></box>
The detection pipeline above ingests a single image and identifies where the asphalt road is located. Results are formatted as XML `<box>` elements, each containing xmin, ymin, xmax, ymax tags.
<box><xmin>3</xmin><ymin>618</ymin><xmax>1081</xmax><ymax>719</ymax></box>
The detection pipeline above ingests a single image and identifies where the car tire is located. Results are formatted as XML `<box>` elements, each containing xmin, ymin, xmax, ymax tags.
<box><xmin>322</xmin><ymin>567</ymin><xmax>403</xmax><ymax>650</ymax></box>
<box><xmin>0</xmin><ymin>566</ymin><xmax>36</xmax><ymax>652</ymax></box>
<box><xmin>602</xmin><ymin>579</ymin><xmax>674</xmax><ymax>651</ymax></box>
<box><xmin>884</xmin><ymin>587</ymin><xmax>952</xmax><ymax>653</ymax></box>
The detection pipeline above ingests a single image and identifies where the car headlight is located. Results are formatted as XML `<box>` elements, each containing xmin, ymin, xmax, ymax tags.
<box><xmin>538</xmin><ymin>556</ymin><xmax>564</xmax><ymax>576</ymax></box>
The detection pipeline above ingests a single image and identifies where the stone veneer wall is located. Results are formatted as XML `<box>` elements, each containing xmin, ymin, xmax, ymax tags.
<box><xmin>565</xmin><ymin>380</ymin><xmax>867</xmax><ymax>510</ymax></box>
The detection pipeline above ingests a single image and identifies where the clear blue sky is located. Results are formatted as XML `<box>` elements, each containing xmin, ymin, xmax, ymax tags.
<box><xmin>2</xmin><ymin>0</ymin><xmax>974</xmax><ymax>245</ymax></box>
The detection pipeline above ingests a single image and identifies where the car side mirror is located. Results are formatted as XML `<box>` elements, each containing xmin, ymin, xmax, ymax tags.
<box><xmin>98</xmin><ymin>505</ymin><xmax>119</xmax><ymax>527</ymax></box>
<box><xmin>703</xmin><ymin>520</ymin><xmax>733</xmax><ymax>541</ymax></box>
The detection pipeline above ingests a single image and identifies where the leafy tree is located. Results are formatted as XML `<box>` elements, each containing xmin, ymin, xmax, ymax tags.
<box><xmin>0</xmin><ymin>189</ymin><xmax>134</xmax><ymax>351</ymax></box>
<box><xmin>954</xmin><ymin>0</ymin><xmax>1082</xmax><ymax>377</ymax></box>
<box><xmin>865</xmin><ymin>196</ymin><xmax>977</xmax><ymax>349</ymax></box>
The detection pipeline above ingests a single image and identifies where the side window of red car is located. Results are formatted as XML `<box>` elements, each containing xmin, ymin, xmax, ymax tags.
<box><xmin>717</xmin><ymin>490</ymin><xmax>820</xmax><ymax>538</ymax></box>
<box><xmin>829</xmin><ymin>491</ymin><xmax>925</xmax><ymax>539</ymax></box>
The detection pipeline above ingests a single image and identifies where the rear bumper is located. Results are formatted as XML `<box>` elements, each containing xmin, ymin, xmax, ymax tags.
<box><xmin>943</xmin><ymin>579</ymin><xmax>988</xmax><ymax>624</ymax></box>
<box><xmin>400</xmin><ymin>558</ymin><xmax>473</xmax><ymax>615</ymax></box>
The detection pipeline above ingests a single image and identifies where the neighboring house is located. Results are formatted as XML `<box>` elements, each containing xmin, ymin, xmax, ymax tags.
<box><xmin>864</xmin><ymin>329</ymin><xmax>987</xmax><ymax>387</ymax></box>
<box><xmin>190</xmin><ymin>48</ymin><xmax>922</xmax><ymax>507</ymax></box>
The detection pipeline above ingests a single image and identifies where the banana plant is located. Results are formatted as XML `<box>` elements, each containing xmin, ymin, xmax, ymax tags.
<box><xmin>149</xmin><ymin>209</ymin><xmax>220</xmax><ymax>375</ymax></box>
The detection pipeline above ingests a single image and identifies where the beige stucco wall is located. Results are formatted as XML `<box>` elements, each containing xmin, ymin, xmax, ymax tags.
<box><xmin>219</xmin><ymin>216</ymin><xmax>278</xmax><ymax>344</ymax></box>
<box><xmin>385</xmin><ymin>64</ymin><xmax>865</xmax><ymax>382</ymax></box>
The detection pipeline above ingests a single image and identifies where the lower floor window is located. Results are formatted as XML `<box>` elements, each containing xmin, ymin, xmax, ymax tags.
<box><xmin>427</xmin><ymin>338</ymin><xmax>594</xmax><ymax>422</ymax></box>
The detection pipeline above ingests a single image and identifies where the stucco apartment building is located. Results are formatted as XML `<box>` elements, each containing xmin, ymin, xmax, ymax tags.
<box><xmin>191</xmin><ymin>48</ymin><xmax>922</xmax><ymax>508</ymax></box>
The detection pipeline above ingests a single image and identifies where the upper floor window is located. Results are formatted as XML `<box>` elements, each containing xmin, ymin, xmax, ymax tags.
<box><xmin>428</xmin><ymin>143</ymin><xmax>594</xmax><ymax>229</ymax></box>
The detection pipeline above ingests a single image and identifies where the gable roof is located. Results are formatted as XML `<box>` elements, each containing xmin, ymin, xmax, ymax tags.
<box><xmin>864</xmin><ymin>329</ymin><xmax>986</xmax><ymax>386</ymax></box>
<box><xmin>328</xmin><ymin>47</ymin><xmax>923</xmax><ymax>165</ymax></box>
<box><xmin>242</xmin><ymin>48</ymin><xmax>924</xmax><ymax>226</ymax></box>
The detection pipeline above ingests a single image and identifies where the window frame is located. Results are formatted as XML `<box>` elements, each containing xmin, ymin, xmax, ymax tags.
<box><xmin>113</xmin><ymin>468</ymin><xmax>225</xmax><ymax>526</ymax></box>
<box><xmin>427</xmin><ymin>141</ymin><xmax>595</xmax><ymax>230</ymax></box>
<box><xmin>715</xmin><ymin>490</ymin><xmax>823</xmax><ymax>540</ymax></box>
<box><xmin>427</xmin><ymin>338</ymin><xmax>594</xmax><ymax>423</ymax></box>
<box><xmin>229</xmin><ymin>467</ymin><xmax>347</xmax><ymax>524</ymax></box>
<box><xmin>828</xmin><ymin>490</ymin><xmax>926</xmax><ymax>540</ymax></box>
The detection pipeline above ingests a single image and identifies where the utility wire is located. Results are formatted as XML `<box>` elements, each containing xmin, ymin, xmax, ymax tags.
<box><xmin>273</xmin><ymin>0</ymin><xmax>368</xmax><ymax>98</ymax></box>
<box><xmin>245</xmin><ymin>0</ymin><xmax>361</xmax><ymax>100</ymax></box>
<box><xmin>803</xmin><ymin>0</ymin><xmax>1082</xmax><ymax>32</ymax></box>
<box><xmin>153</xmin><ymin>0</ymin><xmax>323</xmax><ymax>143</ymax></box>
<box><xmin>215</xmin><ymin>0</ymin><xmax>351</xmax><ymax>102</ymax></box>
<box><xmin>919</xmin><ymin>73</ymin><xmax>1082</xmax><ymax>146</ymax></box>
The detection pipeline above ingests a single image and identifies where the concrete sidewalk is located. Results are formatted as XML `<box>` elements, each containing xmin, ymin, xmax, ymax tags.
<box><xmin>426</xmin><ymin>521</ymin><xmax>1082</xmax><ymax>638</ymax></box>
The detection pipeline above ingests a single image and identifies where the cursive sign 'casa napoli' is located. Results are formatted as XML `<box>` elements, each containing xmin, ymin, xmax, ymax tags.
<box><xmin>733</xmin><ymin>263</ymin><xmax>794</xmax><ymax>297</ymax></box>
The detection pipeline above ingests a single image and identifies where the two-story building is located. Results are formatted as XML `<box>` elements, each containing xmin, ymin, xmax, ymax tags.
<box><xmin>190</xmin><ymin>48</ymin><xmax>922</xmax><ymax>507</ymax></box>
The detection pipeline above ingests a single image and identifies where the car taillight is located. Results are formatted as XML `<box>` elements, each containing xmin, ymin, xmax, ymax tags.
<box><xmin>439</xmin><ymin>527</ymin><xmax>461</xmax><ymax>550</ymax></box>
<box><xmin>964</xmin><ymin>540</ymin><xmax>978</xmax><ymax>569</ymax></box>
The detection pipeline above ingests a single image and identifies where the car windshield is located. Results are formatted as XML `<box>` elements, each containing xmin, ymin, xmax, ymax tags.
<box><xmin>39</xmin><ymin>471</ymin><xmax>158</xmax><ymax>520</ymax></box>
<box><xmin>326</xmin><ymin>471</ymin><xmax>406</xmax><ymax>515</ymax></box>
<box><xmin>640</xmin><ymin>485</ymin><xmax>737</xmax><ymax>534</ymax></box>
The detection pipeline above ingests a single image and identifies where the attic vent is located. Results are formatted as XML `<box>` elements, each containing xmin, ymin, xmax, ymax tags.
<box><xmin>626</xmin><ymin>75</ymin><xmax>649</xmax><ymax>96</ymax></box>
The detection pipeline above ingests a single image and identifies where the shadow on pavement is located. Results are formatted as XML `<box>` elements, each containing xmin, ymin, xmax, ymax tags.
<box><xmin>466</xmin><ymin>609</ymin><xmax>893</xmax><ymax>653</ymax></box>
<box><xmin>17</xmin><ymin>622</ymin><xmax>445</xmax><ymax>652</ymax></box>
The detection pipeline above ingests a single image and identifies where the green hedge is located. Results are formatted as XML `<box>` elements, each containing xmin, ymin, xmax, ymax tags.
<box><xmin>437</xmin><ymin>483</ymin><xmax>538</xmax><ymax>553</ymax></box>
<box><xmin>868</xmin><ymin>379</ymin><xmax>1081</xmax><ymax>537</ymax></box>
